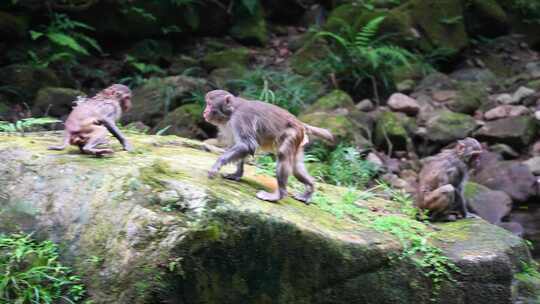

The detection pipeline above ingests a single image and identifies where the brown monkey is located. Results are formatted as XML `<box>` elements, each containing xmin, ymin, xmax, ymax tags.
<box><xmin>203</xmin><ymin>90</ymin><xmax>334</xmax><ymax>204</ymax></box>
<box><xmin>48</xmin><ymin>84</ymin><xmax>133</xmax><ymax>155</ymax></box>
<box><xmin>416</xmin><ymin>137</ymin><xmax>483</xmax><ymax>221</ymax></box>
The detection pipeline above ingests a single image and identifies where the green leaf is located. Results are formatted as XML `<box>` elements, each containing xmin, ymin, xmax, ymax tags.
<box><xmin>76</xmin><ymin>34</ymin><xmax>103</xmax><ymax>53</ymax></box>
<box><xmin>29</xmin><ymin>30</ymin><xmax>43</xmax><ymax>40</ymax></box>
<box><xmin>241</xmin><ymin>0</ymin><xmax>258</xmax><ymax>15</ymax></box>
<box><xmin>46</xmin><ymin>32</ymin><xmax>89</xmax><ymax>55</ymax></box>
<box><xmin>184</xmin><ymin>5</ymin><xmax>199</xmax><ymax>29</ymax></box>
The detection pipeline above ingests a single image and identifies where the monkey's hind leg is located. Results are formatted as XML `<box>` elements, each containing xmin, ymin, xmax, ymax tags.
<box><xmin>48</xmin><ymin>130</ymin><xmax>70</xmax><ymax>151</ymax></box>
<box><xmin>256</xmin><ymin>131</ymin><xmax>296</xmax><ymax>202</ymax></box>
<box><xmin>292</xmin><ymin>150</ymin><xmax>315</xmax><ymax>204</ymax></box>
<box><xmin>222</xmin><ymin>159</ymin><xmax>244</xmax><ymax>181</ymax></box>
<box><xmin>424</xmin><ymin>184</ymin><xmax>455</xmax><ymax>222</ymax></box>
<box><xmin>80</xmin><ymin>129</ymin><xmax>114</xmax><ymax>156</ymax></box>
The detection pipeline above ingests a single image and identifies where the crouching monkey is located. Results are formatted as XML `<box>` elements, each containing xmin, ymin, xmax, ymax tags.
<box><xmin>416</xmin><ymin>137</ymin><xmax>483</xmax><ymax>221</ymax></box>
<box><xmin>48</xmin><ymin>84</ymin><xmax>133</xmax><ymax>155</ymax></box>
<box><xmin>203</xmin><ymin>90</ymin><xmax>335</xmax><ymax>204</ymax></box>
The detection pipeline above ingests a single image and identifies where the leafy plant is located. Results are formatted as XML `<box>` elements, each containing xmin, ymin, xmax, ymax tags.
<box><xmin>29</xmin><ymin>13</ymin><xmax>102</xmax><ymax>67</ymax></box>
<box><xmin>314</xmin><ymin>16</ymin><xmax>416</xmax><ymax>101</ymax></box>
<box><xmin>0</xmin><ymin>233</ymin><xmax>86</xmax><ymax>303</ymax></box>
<box><xmin>0</xmin><ymin>117</ymin><xmax>60</xmax><ymax>133</ymax></box>
<box><xmin>511</xmin><ymin>0</ymin><xmax>540</xmax><ymax>24</ymax></box>
<box><xmin>226</xmin><ymin>68</ymin><xmax>324</xmax><ymax>115</ymax></box>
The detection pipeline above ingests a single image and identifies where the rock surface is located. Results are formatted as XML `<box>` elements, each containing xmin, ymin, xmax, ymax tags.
<box><xmin>0</xmin><ymin>132</ymin><xmax>537</xmax><ymax>304</ymax></box>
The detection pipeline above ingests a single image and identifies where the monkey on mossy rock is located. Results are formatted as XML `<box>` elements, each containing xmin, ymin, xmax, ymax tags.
<box><xmin>48</xmin><ymin>84</ymin><xmax>133</xmax><ymax>156</ymax></box>
<box><xmin>203</xmin><ymin>90</ymin><xmax>335</xmax><ymax>204</ymax></box>
<box><xmin>416</xmin><ymin>137</ymin><xmax>483</xmax><ymax>222</ymax></box>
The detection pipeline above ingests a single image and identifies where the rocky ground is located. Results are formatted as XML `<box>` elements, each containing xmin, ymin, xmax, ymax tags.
<box><xmin>0</xmin><ymin>132</ymin><xmax>538</xmax><ymax>304</ymax></box>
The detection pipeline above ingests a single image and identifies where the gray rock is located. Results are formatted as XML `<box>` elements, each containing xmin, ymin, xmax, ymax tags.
<box><xmin>387</xmin><ymin>93</ymin><xmax>420</xmax><ymax>116</ymax></box>
<box><xmin>494</xmin><ymin>93</ymin><xmax>513</xmax><ymax>105</ymax></box>
<box><xmin>356</xmin><ymin>99</ymin><xmax>374</xmax><ymax>112</ymax></box>
<box><xmin>523</xmin><ymin>157</ymin><xmax>540</xmax><ymax>175</ymax></box>
<box><xmin>483</xmin><ymin>105</ymin><xmax>529</xmax><ymax>120</ymax></box>
<box><xmin>424</xmin><ymin>110</ymin><xmax>478</xmax><ymax>145</ymax></box>
<box><xmin>449</xmin><ymin>68</ymin><xmax>496</xmax><ymax>83</ymax></box>
<box><xmin>464</xmin><ymin>182</ymin><xmax>512</xmax><ymax>224</ymax></box>
<box><xmin>472</xmin><ymin>159</ymin><xmax>537</xmax><ymax>203</ymax></box>
<box><xmin>525</xmin><ymin>61</ymin><xmax>540</xmax><ymax>79</ymax></box>
<box><xmin>474</xmin><ymin>116</ymin><xmax>537</xmax><ymax>148</ymax></box>
<box><xmin>32</xmin><ymin>87</ymin><xmax>86</xmax><ymax>118</ymax></box>
<box><xmin>511</xmin><ymin>86</ymin><xmax>535</xmax><ymax>104</ymax></box>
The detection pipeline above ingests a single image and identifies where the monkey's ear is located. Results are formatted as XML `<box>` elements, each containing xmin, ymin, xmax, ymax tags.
<box><xmin>225</xmin><ymin>94</ymin><xmax>234</xmax><ymax>104</ymax></box>
<box><xmin>455</xmin><ymin>141</ymin><xmax>465</xmax><ymax>154</ymax></box>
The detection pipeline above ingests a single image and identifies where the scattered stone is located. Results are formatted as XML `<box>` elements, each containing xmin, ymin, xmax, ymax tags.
<box><xmin>483</xmin><ymin>105</ymin><xmax>529</xmax><ymax>120</ymax></box>
<box><xmin>535</xmin><ymin>111</ymin><xmax>540</xmax><ymax>121</ymax></box>
<box><xmin>511</xmin><ymin>86</ymin><xmax>535</xmax><ymax>104</ymax></box>
<box><xmin>355</xmin><ymin>99</ymin><xmax>374</xmax><ymax>112</ymax></box>
<box><xmin>494</xmin><ymin>93</ymin><xmax>513</xmax><ymax>105</ymax></box>
<box><xmin>490</xmin><ymin>144</ymin><xmax>520</xmax><ymax>159</ymax></box>
<box><xmin>526</xmin><ymin>62</ymin><xmax>540</xmax><ymax>79</ymax></box>
<box><xmin>396</xmin><ymin>79</ymin><xmax>416</xmax><ymax>93</ymax></box>
<box><xmin>524</xmin><ymin>157</ymin><xmax>540</xmax><ymax>175</ymax></box>
<box><xmin>374</xmin><ymin>111</ymin><xmax>410</xmax><ymax>151</ymax></box>
<box><xmin>449</xmin><ymin>68</ymin><xmax>496</xmax><ymax>83</ymax></box>
<box><xmin>472</xmin><ymin>160</ymin><xmax>537</xmax><ymax>203</ymax></box>
<box><xmin>464</xmin><ymin>182</ymin><xmax>512</xmax><ymax>224</ymax></box>
<box><xmin>432</xmin><ymin>90</ymin><xmax>457</xmax><ymax>102</ymax></box>
<box><xmin>531</xmin><ymin>141</ymin><xmax>540</xmax><ymax>156</ymax></box>
<box><xmin>474</xmin><ymin>116</ymin><xmax>537</xmax><ymax>148</ymax></box>
<box><xmin>387</xmin><ymin>93</ymin><xmax>420</xmax><ymax>116</ymax></box>
<box><xmin>424</xmin><ymin>111</ymin><xmax>478</xmax><ymax>145</ymax></box>
<box><xmin>366</xmin><ymin>152</ymin><xmax>383</xmax><ymax>168</ymax></box>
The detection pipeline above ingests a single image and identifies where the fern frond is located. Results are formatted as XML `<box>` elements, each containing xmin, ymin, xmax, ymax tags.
<box><xmin>354</xmin><ymin>16</ymin><xmax>385</xmax><ymax>48</ymax></box>
<box><xmin>375</xmin><ymin>45</ymin><xmax>413</xmax><ymax>66</ymax></box>
<box><xmin>315</xmin><ymin>31</ymin><xmax>350</xmax><ymax>50</ymax></box>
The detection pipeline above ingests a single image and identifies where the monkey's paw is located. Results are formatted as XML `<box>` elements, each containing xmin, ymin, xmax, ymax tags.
<box><xmin>208</xmin><ymin>170</ymin><xmax>218</xmax><ymax>179</ymax></box>
<box><xmin>256</xmin><ymin>191</ymin><xmax>282</xmax><ymax>202</ymax></box>
<box><xmin>123</xmin><ymin>143</ymin><xmax>134</xmax><ymax>152</ymax></box>
<box><xmin>222</xmin><ymin>173</ymin><xmax>242</xmax><ymax>181</ymax></box>
<box><xmin>293</xmin><ymin>193</ymin><xmax>312</xmax><ymax>205</ymax></box>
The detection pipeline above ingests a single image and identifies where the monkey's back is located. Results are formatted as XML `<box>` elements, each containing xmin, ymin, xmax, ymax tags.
<box><xmin>418</xmin><ymin>151</ymin><xmax>466</xmax><ymax>193</ymax></box>
<box><xmin>231</xmin><ymin>100</ymin><xmax>304</xmax><ymax>152</ymax></box>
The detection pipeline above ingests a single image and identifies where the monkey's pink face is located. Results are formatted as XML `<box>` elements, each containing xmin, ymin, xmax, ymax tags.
<box><xmin>203</xmin><ymin>97</ymin><xmax>231</xmax><ymax>125</ymax></box>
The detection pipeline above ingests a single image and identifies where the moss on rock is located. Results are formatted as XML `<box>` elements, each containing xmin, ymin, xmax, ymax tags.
<box><xmin>306</xmin><ymin>89</ymin><xmax>354</xmax><ymax>112</ymax></box>
<box><xmin>202</xmin><ymin>47</ymin><xmax>251</xmax><ymax>70</ymax></box>
<box><xmin>151</xmin><ymin>103</ymin><xmax>208</xmax><ymax>139</ymax></box>
<box><xmin>425</xmin><ymin>110</ymin><xmax>478</xmax><ymax>145</ymax></box>
<box><xmin>230</xmin><ymin>2</ymin><xmax>268</xmax><ymax>45</ymax></box>
<box><xmin>32</xmin><ymin>87</ymin><xmax>86</xmax><ymax>118</ymax></box>
<box><xmin>374</xmin><ymin>111</ymin><xmax>410</xmax><ymax>151</ymax></box>
<box><xmin>0</xmin><ymin>64</ymin><xmax>60</xmax><ymax>103</ymax></box>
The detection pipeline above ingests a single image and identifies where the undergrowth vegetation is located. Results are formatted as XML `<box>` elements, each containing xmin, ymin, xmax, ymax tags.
<box><xmin>226</xmin><ymin>68</ymin><xmax>324</xmax><ymax>115</ymax></box>
<box><xmin>0</xmin><ymin>233</ymin><xmax>86</xmax><ymax>304</ymax></box>
<box><xmin>314</xmin><ymin>16</ymin><xmax>417</xmax><ymax>101</ymax></box>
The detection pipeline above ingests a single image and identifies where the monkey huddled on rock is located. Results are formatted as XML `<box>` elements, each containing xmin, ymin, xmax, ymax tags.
<box><xmin>48</xmin><ymin>84</ymin><xmax>133</xmax><ymax>155</ymax></box>
<box><xmin>203</xmin><ymin>90</ymin><xmax>335</xmax><ymax>204</ymax></box>
<box><xmin>416</xmin><ymin>137</ymin><xmax>483</xmax><ymax>221</ymax></box>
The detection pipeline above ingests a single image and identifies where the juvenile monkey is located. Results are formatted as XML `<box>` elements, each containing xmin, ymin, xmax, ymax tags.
<box><xmin>203</xmin><ymin>90</ymin><xmax>334</xmax><ymax>204</ymax></box>
<box><xmin>416</xmin><ymin>137</ymin><xmax>483</xmax><ymax>221</ymax></box>
<box><xmin>48</xmin><ymin>84</ymin><xmax>133</xmax><ymax>155</ymax></box>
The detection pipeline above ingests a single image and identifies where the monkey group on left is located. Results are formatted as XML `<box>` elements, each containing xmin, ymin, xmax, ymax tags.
<box><xmin>49</xmin><ymin>84</ymin><xmax>483</xmax><ymax>221</ymax></box>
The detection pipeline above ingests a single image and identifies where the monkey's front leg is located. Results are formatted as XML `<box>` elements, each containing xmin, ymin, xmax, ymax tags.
<box><xmin>222</xmin><ymin>159</ymin><xmax>245</xmax><ymax>181</ymax></box>
<box><xmin>208</xmin><ymin>144</ymin><xmax>250</xmax><ymax>179</ymax></box>
<box><xmin>101</xmin><ymin>118</ymin><xmax>133</xmax><ymax>152</ymax></box>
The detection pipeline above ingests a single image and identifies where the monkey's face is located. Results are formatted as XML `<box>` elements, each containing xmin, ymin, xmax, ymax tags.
<box><xmin>456</xmin><ymin>137</ymin><xmax>483</xmax><ymax>165</ymax></box>
<box><xmin>203</xmin><ymin>90</ymin><xmax>234</xmax><ymax>125</ymax></box>
<box><xmin>103</xmin><ymin>84</ymin><xmax>133</xmax><ymax>112</ymax></box>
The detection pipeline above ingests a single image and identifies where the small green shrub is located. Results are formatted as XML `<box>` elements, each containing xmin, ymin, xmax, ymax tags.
<box><xmin>28</xmin><ymin>13</ymin><xmax>102</xmax><ymax>68</ymax></box>
<box><xmin>0</xmin><ymin>117</ymin><xmax>60</xmax><ymax>133</ymax></box>
<box><xmin>0</xmin><ymin>233</ymin><xmax>86</xmax><ymax>303</ymax></box>
<box><xmin>314</xmin><ymin>16</ymin><xmax>417</xmax><ymax>99</ymax></box>
<box><xmin>226</xmin><ymin>68</ymin><xmax>324</xmax><ymax>115</ymax></box>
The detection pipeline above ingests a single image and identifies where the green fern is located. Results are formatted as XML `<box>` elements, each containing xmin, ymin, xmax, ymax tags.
<box><xmin>314</xmin><ymin>16</ymin><xmax>416</xmax><ymax>95</ymax></box>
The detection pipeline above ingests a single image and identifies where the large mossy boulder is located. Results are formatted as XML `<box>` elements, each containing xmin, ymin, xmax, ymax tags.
<box><xmin>464</xmin><ymin>0</ymin><xmax>509</xmax><ymax>37</ymax></box>
<box><xmin>32</xmin><ymin>87</ymin><xmax>86</xmax><ymax>118</ymax></box>
<box><xmin>0</xmin><ymin>132</ymin><xmax>538</xmax><ymax>303</ymax></box>
<box><xmin>122</xmin><ymin>76</ymin><xmax>209</xmax><ymax>127</ymax></box>
<box><xmin>151</xmin><ymin>103</ymin><xmax>211</xmax><ymax>139</ymax></box>
<box><xmin>202</xmin><ymin>47</ymin><xmax>252</xmax><ymax>70</ymax></box>
<box><xmin>306</xmin><ymin>90</ymin><xmax>354</xmax><ymax>113</ymax></box>
<box><xmin>0</xmin><ymin>64</ymin><xmax>60</xmax><ymax>103</ymax></box>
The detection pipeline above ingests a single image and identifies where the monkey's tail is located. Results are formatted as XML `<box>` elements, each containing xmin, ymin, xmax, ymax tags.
<box><xmin>303</xmin><ymin>124</ymin><xmax>335</xmax><ymax>143</ymax></box>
